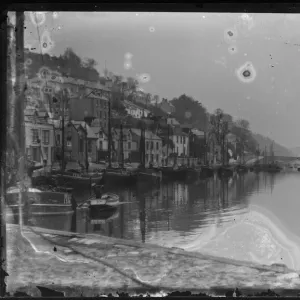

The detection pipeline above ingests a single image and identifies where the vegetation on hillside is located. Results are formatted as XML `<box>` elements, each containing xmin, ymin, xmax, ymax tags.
<box><xmin>25</xmin><ymin>49</ymin><xmax>292</xmax><ymax>158</ymax></box>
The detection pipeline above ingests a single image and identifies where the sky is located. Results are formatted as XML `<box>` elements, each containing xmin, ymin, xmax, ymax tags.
<box><xmin>23</xmin><ymin>12</ymin><xmax>300</xmax><ymax>148</ymax></box>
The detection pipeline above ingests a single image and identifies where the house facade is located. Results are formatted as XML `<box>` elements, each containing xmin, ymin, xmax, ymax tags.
<box><xmin>123</xmin><ymin>100</ymin><xmax>150</xmax><ymax>119</ymax></box>
<box><xmin>28</xmin><ymin>75</ymin><xmax>112</xmax><ymax>131</ymax></box>
<box><xmin>112</xmin><ymin>128</ymin><xmax>138</xmax><ymax>162</ymax></box>
<box><xmin>171</xmin><ymin>127</ymin><xmax>189</xmax><ymax>157</ymax></box>
<box><xmin>131</xmin><ymin>129</ymin><xmax>162</xmax><ymax>166</ymax></box>
<box><xmin>25</xmin><ymin>109</ymin><xmax>55</xmax><ymax>166</ymax></box>
<box><xmin>158</xmin><ymin>98</ymin><xmax>175</xmax><ymax>114</ymax></box>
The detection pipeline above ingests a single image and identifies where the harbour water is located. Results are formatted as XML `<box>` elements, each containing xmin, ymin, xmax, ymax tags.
<box><xmin>8</xmin><ymin>171</ymin><xmax>300</xmax><ymax>270</ymax></box>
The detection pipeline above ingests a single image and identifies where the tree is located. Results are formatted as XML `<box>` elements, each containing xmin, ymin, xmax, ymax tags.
<box><xmin>83</xmin><ymin>58</ymin><xmax>98</xmax><ymax>69</ymax></box>
<box><xmin>171</xmin><ymin>94</ymin><xmax>209</xmax><ymax>131</ymax></box>
<box><xmin>209</xmin><ymin>109</ymin><xmax>230</xmax><ymax>164</ymax></box>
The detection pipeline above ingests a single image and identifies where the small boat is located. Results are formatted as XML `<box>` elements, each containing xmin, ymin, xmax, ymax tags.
<box><xmin>6</xmin><ymin>186</ymin><xmax>77</xmax><ymax>216</ymax></box>
<box><xmin>89</xmin><ymin>193</ymin><xmax>120</xmax><ymax>207</ymax></box>
<box><xmin>90</xmin><ymin>207</ymin><xmax>119</xmax><ymax>225</ymax></box>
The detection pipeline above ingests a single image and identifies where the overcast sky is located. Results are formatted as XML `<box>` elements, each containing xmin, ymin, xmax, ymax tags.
<box><xmin>24</xmin><ymin>12</ymin><xmax>300</xmax><ymax>148</ymax></box>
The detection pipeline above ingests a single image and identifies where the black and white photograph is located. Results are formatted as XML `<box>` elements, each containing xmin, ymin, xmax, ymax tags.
<box><xmin>2</xmin><ymin>5</ymin><xmax>300</xmax><ymax>297</ymax></box>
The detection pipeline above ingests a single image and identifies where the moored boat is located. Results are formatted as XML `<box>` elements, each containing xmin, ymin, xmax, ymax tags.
<box><xmin>137</xmin><ymin>165</ymin><xmax>162</xmax><ymax>181</ymax></box>
<box><xmin>217</xmin><ymin>165</ymin><xmax>234</xmax><ymax>178</ymax></box>
<box><xmin>32</xmin><ymin>167</ymin><xmax>104</xmax><ymax>189</ymax></box>
<box><xmin>6</xmin><ymin>186</ymin><xmax>77</xmax><ymax>216</ymax></box>
<box><xmin>103</xmin><ymin>167</ymin><xmax>138</xmax><ymax>185</ymax></box>
<box><xmin>236</xmin><ymin>164</ymin><xmax>248</xmax><ymax>173</ymax></box>
<box><xmin>200</xmin><ymin>165</ymin><xmax>214</xmax><ymax>178</ymax></box>
<box><xmin>161</xmin><ymin>165</ymin><xmax>188</xmax><ymax>181</ymax></box>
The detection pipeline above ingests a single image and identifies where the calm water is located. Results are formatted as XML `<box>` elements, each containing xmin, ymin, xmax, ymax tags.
<box><xmin>14</xmin><ymin>171</ymin><xmax>300</xmax><ymax>270</ymax></box>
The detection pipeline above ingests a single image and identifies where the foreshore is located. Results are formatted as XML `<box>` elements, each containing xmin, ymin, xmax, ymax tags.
<box><xmin>6</xmin><ymin>223</ymin><xmax>300</xmax><ymax>297</ymax></box>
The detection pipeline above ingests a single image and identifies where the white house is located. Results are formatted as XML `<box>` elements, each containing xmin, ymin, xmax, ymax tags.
<box><xmin>171</xmin><ymin>126</ymin><xmax>189</xmax><ymax>157</ymax></box>
<box><xmin>123</xmin><ymin>100</ymin><xmax>150</xmax><ymax>119</ymax></box>
<box><xmin>25</xmin><ymin>109</ymin><xmax>55</xmax><ymax>165</ymax></box>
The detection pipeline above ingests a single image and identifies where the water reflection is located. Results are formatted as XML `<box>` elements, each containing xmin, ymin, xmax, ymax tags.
<box><xmin>7</xmin><ymin>172</ymin><xmax>300</xmax><ymax>270</ymax></box>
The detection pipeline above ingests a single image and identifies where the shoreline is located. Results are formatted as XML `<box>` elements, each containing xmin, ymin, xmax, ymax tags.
<box><xmin>6</xmin><ymin>223</ymin><xmax>300</xmax><ymax>297</ymax></box>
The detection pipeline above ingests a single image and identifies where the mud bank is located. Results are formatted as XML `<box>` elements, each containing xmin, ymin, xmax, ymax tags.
<box><xmin>6</xmin><ymin>224</ymin><xmax>300</xmax><ymax>297</ymax></box>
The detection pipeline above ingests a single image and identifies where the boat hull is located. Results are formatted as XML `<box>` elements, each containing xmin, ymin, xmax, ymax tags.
<box><xmin>161</xmin><ymin>167</ymin><xmax>189</xmax><ymax>181</ymax></box>
<box><xmin>200</xmin><ymin>166</ymin><xmax>214</xmax><ymax>178</ymax></box>
<box><xmin>6</xmin><ymin>190</ymin><xmax>76</xmax><ymax>217</ymax></box>
<box><xmin>217</xmin><ymin>166</ymin><xmax>234</xmax><ymax>178</ymax></box>
<box><xmin>104</xmin><ymin>168</ymin><xmax>138</xmax><ymax>185</ymax></box>
<box><xmin>137</xmin><ymin>168</ymin><xmax>162</xmax><ymax>182</ymax></box>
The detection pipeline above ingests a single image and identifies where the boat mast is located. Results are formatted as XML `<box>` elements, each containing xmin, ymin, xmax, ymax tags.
<box><xmin>61</xmin><ymin>89</ymin><xmax>66</xmax><ymax>173</ymax></box>
<box><xmin>16</xmin><ymin>11</ymin><xmax>25</xmax><ymax>230</ymax></box>
<box><xmin>166</xmin><ymin>124</ymin><xmax>170</xmax><ymax>166</ymax></box>
<box><xmin>120</xmin><ymin>123</ymin><xmax>124</xmax><ymax>168</ymax></box>
<box><xmin>107</xmin><ymin>91</ymin><xmax>112</xmax><ymax>168</ymax></box>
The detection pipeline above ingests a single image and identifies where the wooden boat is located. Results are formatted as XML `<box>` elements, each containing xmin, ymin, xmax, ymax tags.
<box><xmin>103</xmin><ymin>167</ymin><xmax>138</xmax><ymax>185</ymax></box>
<box><xmin>32</xmin><ymin>167</ymin><xmax>104</xmax><ymax>189</ymax></box>
<box><xmin>137</xmin><ymin>166</ymin><xmax>162</xmax><ymax>181</ymax></box>
<box><xmin>236</xmin><ymin>164</ymin><xmax>248</xmax><ymax>173</ymax></box>
<box><xmin>6</xmin><ymin>186</ymin><xmax>77</xmax><ymax>216</ymax></box>
<box><xmin>199</xmin><ymin>165</ymin><xmax>214</xmax><ymax>178</ymax></box>
<box><xmin>160</xmin><ymin>165</ymin><xmax>188</xmax><ymax>181</ymax></box>
<box><xmin>90</xmin><ymin>207</ymin><xmax>119</xmax><ymax>225</ymax></box>
<box><xmin>217</xmin><ymin>166</ymin><xmax>234</xmax><ymax>178</ymax></box>
<box><xmin>264</xmin><ymin>164</ymin><xmax>282</xmax><ymax>173</ymax></box>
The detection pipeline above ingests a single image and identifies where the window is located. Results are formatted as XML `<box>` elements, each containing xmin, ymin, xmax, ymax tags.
<box><xmin>32</xmin><ymin>129</ymin><xmax>39</xmax><ymax>143</ymax></box>
<box><xmin>42</xmin><ymin>130</ymin><xmax>50</xmax><ymax>145</ymax></box>
<box><xmin>156</xmin><ymin>141</ymin><xmax>159</xmax><ymax>150</ymax></box>
<box><xmin>99</xmin><ymin>141</ymin><xmax>103</xmax><ymax>150</ymax></box>
<box><xmin>151</xmin><ymin>141</ymin><xmax>153</xmax><ymax>150</ymax></box>
<box><xmin>104</xmin><ymin>112</ymin><xmax>107</xmax><ymax>120</ymax></box>
<box><xmin>177</xmin><ymin>147</ymin><xmax>179</xmax><ymax>154</ymax></box>
<box><xmin>183</xmin><ymin>136</ymin><xmax>186</xmax><ymax>144</ymax></box>
<box><xmin>128</xmin><ymin>142</ymin><xmax>131</xmax><ymax>150</ymax></box>
<box><xmin>156</xmin><ymin>154</ymin><xmax>159</xmax><ymax>162</ymax></box>
<box><xmin>57</xmin><ymin>134</ymin><xmax>61</xmax><ymax>145</ymax></box>
<box><xmin>151</xmin><ymin>154</ymin><xmax>154</xmax><ymax>162</ymax></box>
<box><xmin>146</xmin><ymin>154</ymin><xmax>149</xmax><ymax>163</ymax></box>
<box><xmin>100</xmin><ymin>111</ymin><xmax>102</xmax><ymax>118</ymax></box>
<box><xmin>146</xmin><ymin>141</ymin><xmax>149</xmax><ymax>149</ymax></box>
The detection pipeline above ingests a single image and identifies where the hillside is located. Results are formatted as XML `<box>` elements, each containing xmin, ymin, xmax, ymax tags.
<box><xmin>252</xmin><ymin>133</ymin><xmax>294</xmax><ymax>157</ymax></box>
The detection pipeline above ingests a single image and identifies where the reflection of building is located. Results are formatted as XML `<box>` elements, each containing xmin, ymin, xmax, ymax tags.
<box><xmin>173</xmin><ymin>182</ymin><xmax>188</xmax><ymax>206</ymax></box>
<box><xmin>25</xmin><ymin>109</ymin><xmax>54</xmax><ymax>165</ymax></box>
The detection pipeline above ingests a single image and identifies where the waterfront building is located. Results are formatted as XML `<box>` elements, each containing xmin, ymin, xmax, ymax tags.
<box><xmin>25</xmin><ymin>109</ymin><xmax>55</xmax><ymax>166</ymax></box>
<box><xmin>171</xmin><ymin>126</ymin><xmax>189</xmax><ymax>157</ymax></box>
<box><xmin>130</xmin><ymin>128</ymin><xmax>163</xmax><ymax>166</ymax></box>
<box><xmin>123</xmin><ymin>100</ymin><xmax>150</xmax><ymax>119</ymax></box>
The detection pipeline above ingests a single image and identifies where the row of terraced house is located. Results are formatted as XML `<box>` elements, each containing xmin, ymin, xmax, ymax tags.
<box><xmin>24</xmin><ymin>74</ymin><xmax>208</xmax><ymax>167</ymax></box>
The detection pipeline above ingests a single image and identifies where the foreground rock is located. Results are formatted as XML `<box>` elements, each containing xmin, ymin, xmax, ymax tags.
<box><xmin>6</xmin><ymin>224</ymin><xmax>300</xmax><ymax>297</ymax></box>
